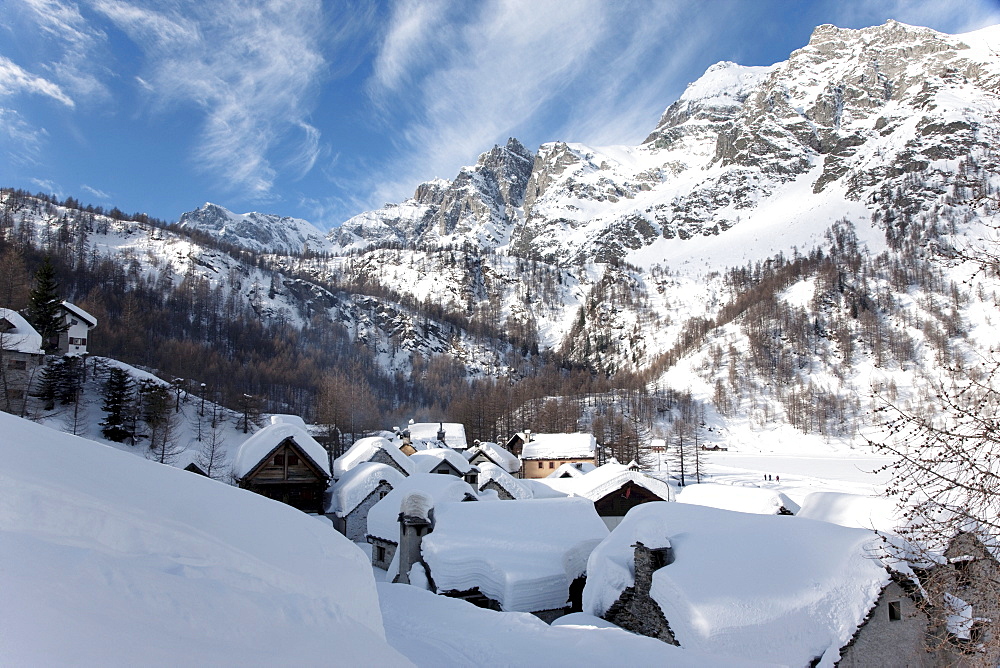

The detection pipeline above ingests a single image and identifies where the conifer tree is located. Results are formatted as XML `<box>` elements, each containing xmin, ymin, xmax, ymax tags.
<box><xmin>101</xmin><ymin>367</ymin><xmax>135</xmax><ymax>442</ymax></box>
<box><xmin>25</xmin><ymin>256</ymin><xmax>66</xmax><ymax>352</ymax></box>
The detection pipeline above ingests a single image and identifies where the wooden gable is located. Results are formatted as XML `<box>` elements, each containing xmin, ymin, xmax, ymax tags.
<box><xmin>242</xmin><ymin>437</ymin><xmax>329</xmax><ymax>485</ymax></box>
<box><xmin>593</xmin><ymin>481</ymin><xmax>664</xmax><ymax>517</ymax></box>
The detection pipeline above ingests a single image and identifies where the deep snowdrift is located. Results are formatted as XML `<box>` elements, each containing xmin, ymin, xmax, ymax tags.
<box><xmin>0</xmin><ymin>412</ymin><xmax>409</xmax><ymax>666</ymax></box>
<box><xmin>584</xmin><ymin>502</ymin><xmax>889</xmax><ymax>666</ymax></box>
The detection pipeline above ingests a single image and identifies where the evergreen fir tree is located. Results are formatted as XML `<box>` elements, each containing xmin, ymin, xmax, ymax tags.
<box><xmin>25</xmin><ymin>256</ymin><xmax>66</xmax><ymax>352</ymax></box>
<box><xmin>101</xmin><ymin>367</ymin><xmax>135</xmax><ymax>442</ymax></box>
<box><xmin>32</xmin><ymin>360</ymin><xmax>60</xmax><ymax>411</ymax></box>
<box><xmin>55</xmin><ymin>356</ymin><xmax>83</xmax><ymax>405</ymax></box>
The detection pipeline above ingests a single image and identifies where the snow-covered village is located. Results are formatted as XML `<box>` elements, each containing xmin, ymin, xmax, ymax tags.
<box><xmin>4</xmin><ymin>3</ymin><xmax>1000</xmax><ymax>667</ymax></box>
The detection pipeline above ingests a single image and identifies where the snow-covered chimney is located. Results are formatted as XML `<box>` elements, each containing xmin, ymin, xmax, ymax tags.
<box><xmin>394</xmin><ymin>491</ymin><xmax>434</xmax><ymax>587</ymax></box>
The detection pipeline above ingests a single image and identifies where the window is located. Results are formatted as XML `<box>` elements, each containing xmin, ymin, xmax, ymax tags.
<box><xmin>69</xmin><ymin>337</ymin><xmax>87</xmax><ymax>346</ymax></box>
<box><xmin>971</xmin><ymin>620</ymin><xmax>986</xmax><ymax>643</ymax></box>
<box><xmin>538</xmin><ymin>461</ymin><xmax>544</xmax><ymax>469</ymax></box>
<box><xmin>888</xmin><ymin>601</ymin><xmax>901</xmax><ymax>621</ymax></box>
<box><xmin>375</xmin><ymin>546</ymin><xmax>386</xmax><ymax>562</ymax></box>
<box><xmin>287</xmin><ymin>454</ymin><xmax>299</xmax><ymax>466</ymax></box>
<box><xmin>273</xmin><ymin>454</ymin><xmax>285</xmax><ymax>465</ymax></box>
<box><xmin>379</xmin><ymin>490</ymin><xmax>388</xmax><ymax>500</ymax></box>
<box><xmin>7</xmin><ymin>360</ymin><xmax>27</xmax><ymax>370</ymax></box>
<box><xmin>549</xmin><ymin>461</ymin><xmax>555</xmax><ymax>468</ymax></box>
<box><xmin>954</xmin><ymin>559</ymin><xmax>972</xmax><ymax>588</ymax></box>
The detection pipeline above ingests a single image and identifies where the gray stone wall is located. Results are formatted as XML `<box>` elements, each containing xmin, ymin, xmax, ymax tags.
<box><xmin>369</xmin><ymin>537</ymin><xmax>396</xmax><ymax>571</ymax></box>
<box><xmin>371</xmin><ymin>448</ymin><xmax>410</xmax><ymax>476</ymax></box>
<box><xmin>344</xmin><ymin>482</ymin><xmax>393</xmax><ymax>542</ymax></box>
<box><xmin>836</xmin><ymin>580</ymin><xmax>930</xmax><ymax>668</ymax></box>
<box><xmin>1</xmin><ymin>350</ymin><xmax>41</xmax><ymax>415</ymax></box>
<box><xmin>481</xmin><ymin>480</ymin><xmax>515</xmax><ymax>501</ymax></box>
<box><xmin>602</xmin><ymin>542</ymin><xmax>678</xmax><ymax>646</ymax></box>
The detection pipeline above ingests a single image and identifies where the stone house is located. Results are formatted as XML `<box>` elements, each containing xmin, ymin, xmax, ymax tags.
<box><xmin>366</xmin><ymin>474</ymin><xmax>478</xmax><ymax>573</ymax></box>
<box><xmin>476</xmin><ymin>462</ymin><xmax>532</xmax><ymax>500</ymax></box>
<box><xmin>409</xmin><ymin>447</ymin><xmax>478</xmax><ymax>485</ymax></box>
<box><xmin>334</xmin><ymin>436</ymin><xmax>416</xmax><ymax>479</ymax></box>
<box><xmin>584</xmin><ymin>502</ymin><xmax>916</xmax><ymax>666</ymax></box>
<box><xmin>325</xmin><ymin>462</ymin><xmax>406</xmax><ymax>541</ymax></box>
<box><xmin>0</xmin><ymin>308</ymin><xmax>45</xmax><ymax>415</ymax></box>
<box><xmin>464</xmin><ymin>441</ymin><xmax>521</xmax><ymax>475</ymax></box>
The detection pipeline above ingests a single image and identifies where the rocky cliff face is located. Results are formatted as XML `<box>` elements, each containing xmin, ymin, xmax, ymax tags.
<box><xmin>509</xmin><ymin>20</ymin><xmax>1000</xmax><ymax>264</ymax></box>
<box><xmin>325</xmin><ymin>21</ymin><xmax>998</xmax><ymax>267</ymax></box>
<box><xmin>329</xmin><ymin>138</ymin><xmax>534</xmax><ymax>252</ymax></box>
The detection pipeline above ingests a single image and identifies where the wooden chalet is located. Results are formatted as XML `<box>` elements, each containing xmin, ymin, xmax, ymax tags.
<box><xmin>233</xmin><ymin>419</ymin><xmax>332</xmax><ymax>514</ymax></box>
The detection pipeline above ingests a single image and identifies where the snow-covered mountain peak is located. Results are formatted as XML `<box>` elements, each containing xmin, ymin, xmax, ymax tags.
<box><xmin>324</xmin><ymin>19</ymin><xmax>999</xmax><ymax>269</ymax></box>
<box><xmin>179</xmin><ymin>202</ymin><xmax>331</xmax><ymax>255</ymax></box>
<box><xmin>329</xmin><ymin>138</ymin><xmax>535</xmax><ymax>252</ymax></box>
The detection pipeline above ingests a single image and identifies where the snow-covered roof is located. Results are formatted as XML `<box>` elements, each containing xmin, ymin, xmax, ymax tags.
<box><xmin>550</xmin><ymin>463</ymin><xmax>674</xmax><ymax>503</ymax></box>
<box><xmin>422</xmin><ymin>498</ymin><xmax>609</xmax><ymax>613</ymax></box>
<box><xmin>0</xmin><ymin>410</ymin><xmax>407</xmax><ymax>666</ymax></box>
<box><xmin>409</xmin><ymin>447</ymin><xmax>474</xmax><ymax>475</ymax></box>
<box><xmin>379</xmin><ymin>578</ymin><xmax>758</xmax><ymax>667</ymax></box>
<box><xmin>465</xmin><ymin>441</ymin><xmax>520</xmax><ymax>473</ymax></box>
<box><xmin>327</xmin><ymin>462</ymin><xmax>406</xmax><ymax>516</ymax></box>
<box><xmin>677</xmin><ymin>483</ymin><xmax>799</xmax><ymax>515</ymax></box>
<box><xmin>0</xmin><ymin>308</ymin><xmax>44</xmax><ymax>355</ymax></box>
<box><xmin>334</xmin><ymin>436</ymin><xmax>415</xmax><ymax>477</ymax></box>
<box><xmin>584</xmin><ymin>503</ymin><xmax>890</xmax><ymax>667</ymax></box>
<box><xmin>366</xmin><ymin>474</ymin><xmax>478</xmax><ymax>543</ymax></box>
<box><xmin>269</xmin><ymin>413</ymin><xmax>308</xmax><ymax>429</ymax></box>
<box><xmin>547</xmin><ymin>461</ymin><xmax>596</xmax><ymax>478</ymax></box>
<box><xmin>59</xmin><ymin>300</ymin><xmax>97</xmax><ymax>328</ymax></box>
<box><xmin>406</xmin><ymin>422</ymin><xmax>468</xmax><ymax>449</ymax></box>
<box><xmin>797</xmin><ymin>492</ymin><xmax>902</xmax><ymax>532</ymax></box>
<box><xmin>521</xmin><ymin>433</ymin><xmax>596</xmax><ymax>460</ymax></box>
<box><xmin>232</xmin><ymin>422</ymin><xmax>331</xmax><ymax>479</ymax></box>
<box><xmin>477</xmin><ymin>462</ymin><xmax>532</xmax><ymax>500</ymax></box>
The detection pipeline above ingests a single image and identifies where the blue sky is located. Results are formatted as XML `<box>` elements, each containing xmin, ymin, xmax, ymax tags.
<box><xmin>2</xmin><ymin>0</ymin><xmax>998</xmax><ymax>229</ymax></box>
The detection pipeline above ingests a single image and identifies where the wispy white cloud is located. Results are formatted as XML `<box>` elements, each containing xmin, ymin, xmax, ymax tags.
<box><xmin>370</xmin><ymin>0</ymin><xmax>451</xmax><ymax>96</ymax></box>
<box><xmin>0</xmin><ymin>107</ymin><xmax>48</xmax><ymax>164</ymax></box>
<box><xmin>81</xmin><ymin>184</ymin><xmax>111</xmax><ymax>199</ymax></box>
<box><xmin>361</xmin><ymin>0</ymin><xmax>722</xmax><ymax>209</ymax></box>
<box><xmin>20</xmin><ymin>0</ymin><xmax>110</xmax><ymax>101</ymax></box>
<box><xmin>92</xmin><ymin>0</ymin><xmax>328</xmax><ymax>198</ymax></box>
<box><xmin>365</xmin><ymin>0</ymin><xmax>613</xmax><ymax>205</ymax></box>
<box><xmin>30</xmin><ymin>178</ymin><xmax>62</xmax><ymax>197</ymax></box>
<box><xmin>0</xmin><ymin>56</ymin><xmax>75</xmax><ymax>107</ymax></box>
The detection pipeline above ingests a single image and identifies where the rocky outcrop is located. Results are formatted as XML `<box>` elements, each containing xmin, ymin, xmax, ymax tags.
<box><xmin>330</xmin><ymin>138</ymin><xmax>534</xmax><ymax>252</ymax></box>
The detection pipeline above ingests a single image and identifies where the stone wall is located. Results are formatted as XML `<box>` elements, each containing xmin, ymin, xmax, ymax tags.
<box><xmin>836</xmin><ymin>579</ymin><xmax>930</xmax><ymax>667</ymax></box>
<box><xmin>601</xmin><ymin>542</ymin><xmax>678</xmax><ymax>646</ymax></box>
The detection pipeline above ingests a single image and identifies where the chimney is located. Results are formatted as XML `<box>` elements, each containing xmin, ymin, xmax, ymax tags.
<box><xmin>394</xmin><ymin>491</ymin><xmax>434</xmax><ymax>587</ymax></box>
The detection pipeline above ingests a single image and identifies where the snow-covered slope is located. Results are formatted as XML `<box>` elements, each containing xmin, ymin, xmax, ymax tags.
<box><xmin>0</xmin><ymin>411</ymin><xmax>409</xmax><ymax>666</ymax></box>
<box><xmin>179</xmin><ymin>202</ymin><xmax>333</xmax><ymax>255</ymax></box>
